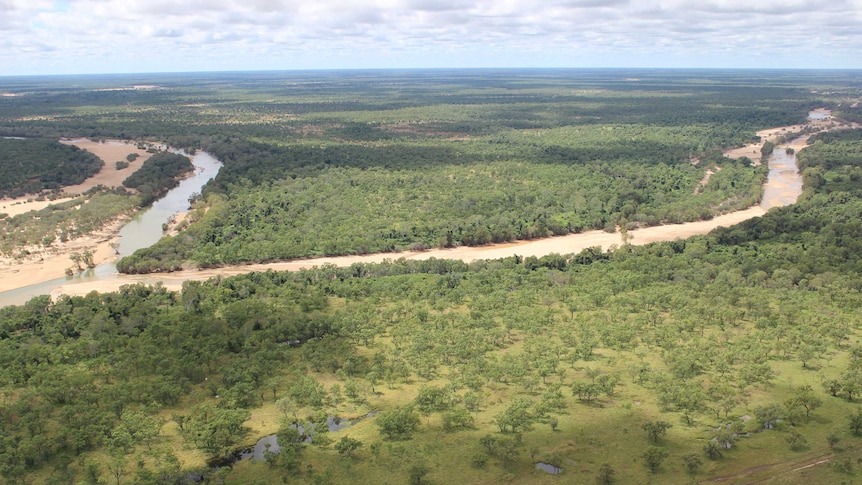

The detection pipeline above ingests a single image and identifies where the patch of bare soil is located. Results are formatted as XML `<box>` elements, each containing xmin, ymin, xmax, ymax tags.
<box><xmin>59</xmin><ymin>139</ymin><xmax>153</xmax><ymax>194</ymax></box>
<box><xmin>0</xmin><ymin>140</ymin><xmax>153</xmax><ymax>217</ymax></box>
<box><xmin>0</xmin><ymin>197</ymin><xmax>64</xmax><ymax>218</ymax></box>
<box><xmin>695</xmin><ymin>166</ymin><xmax>720</xmax><ymax>194</ymax></box>
<box><xmin>702</xmin><ymin>452</ymin><xmax>833</xmax><ymax>484</ymax></box>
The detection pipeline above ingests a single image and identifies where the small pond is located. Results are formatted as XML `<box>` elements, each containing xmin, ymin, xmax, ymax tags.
<box><xmin>535</xmin><ymin>462</ymin><xmax>563</xmax><ymax>474</ymax></box>
<box><xmin>808</xmin><ymin>109</ymin><xmax>830</xmax><ymax>120</ymax></box>
<box><xmin>243</xmin><ymin>416</ymin><xmax>355</xmax><ymax>462</ymax></box>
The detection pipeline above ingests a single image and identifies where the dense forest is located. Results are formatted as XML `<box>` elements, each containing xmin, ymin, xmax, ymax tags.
<box><xmin>117</xmin><ymin>152</ymin><xmax>765</xmax><ymax>273</ymax></box>
<box><xmin>1</xmin><ymin>69</ymin><xmax>862</xmax><ymax>484</ymax></box>
<box><xmin>0</xmin><ymin>138</ymin><xmax>102</xmax><ymax>199</ymax></box>
<box><xmin>73</xmin><ymin>70</ymin><xmax>828</xmax><ymax>272</ymax></box>
<box><xmin>121</xmin><ymin>152</ymin><xmax>194</xmax><ymax>206</ymax></box>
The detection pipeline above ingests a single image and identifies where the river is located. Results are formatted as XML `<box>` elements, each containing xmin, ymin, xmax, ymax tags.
<box><xmin>761</xmin><ymin>142</ymin><xmax>804</xmax><ymax>210</ymax></box>
<box><xmin>0</xmin><ymin>121</ymin><xmax>813</xmax><ymax>307</ymax></box>
<box><xmin>0</xmin><ymin>149</ymin><xmax>222</xmax><ymax>307</ymax></box>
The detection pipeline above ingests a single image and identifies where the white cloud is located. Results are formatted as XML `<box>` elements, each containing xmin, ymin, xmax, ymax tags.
<box><xmin>0</xmin><ymin>0</ymin><xmax>859</xmax><ymax>74</ymax></box>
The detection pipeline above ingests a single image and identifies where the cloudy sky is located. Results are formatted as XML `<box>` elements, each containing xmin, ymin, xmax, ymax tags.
<box><xmin>1</xmin><ymin>0</ymin><xmax>860</xmax><ymax>75</ymax></box>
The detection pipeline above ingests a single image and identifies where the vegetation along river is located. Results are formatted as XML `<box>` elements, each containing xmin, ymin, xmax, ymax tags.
<box><xmin>0</xmin><ymin>149</ymin><xmax>222</xmax><ymax>306</ymax></box>
<box><xmin>0</xmin><ymin>128</ymin><xmax>808</xmax><ymax>307</ymax></box>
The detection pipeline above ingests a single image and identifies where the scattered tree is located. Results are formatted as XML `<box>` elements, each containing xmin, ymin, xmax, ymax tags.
<box><xmin>682</xmin><ymin>453</ymin><xmax>702</xmax><ymax>475</ymax></box>
<box><xmin>849</xmin><ymin>408</ymin><xmax>862</xmax><ymax>436</ymax></box>
<box><xmin>334</xmin><ymin>436</ymin><xmax>363</xmax><ymax>458</ymax></box>
<box><xmin>408</xmin><ymin>462</ymin><xmax>430</xmax><ymax>485</ymax></box>
<box><xmin>376</xmin><ymin>406</ymin><xmax>420</xmax><ymax>440</ymax></box>
<box><xmin>786</xmin><ymin>429</ymin><xmax>808</xmax><ymax>451</ymax></box>
<box><xmin>827</xmin><ymin>431</ymin><xmax>841</xmax><ymax>449</ymax></box>
<box><xmin>642</xmin><ymin>421</ymin><xmax>673</xmax><ymax>443</ymax></box>
<box><xmin>703</xmin><ymin>441</ymin><xmax>723</xmax><ymax>460</ymax></box>
<box><xmin>643</xmin><ymin>446</ymin><xmax>668</xmax><ymax>473</ymax></box>
<box><xmin>595</xmin><ymin>463</ymin><xmax>615</xmax><ymax>485</ymax></box>
<box><xmin>785</xmin><ymin>385</ymin><xmax>822</xmax><ymax>419</ymax></box>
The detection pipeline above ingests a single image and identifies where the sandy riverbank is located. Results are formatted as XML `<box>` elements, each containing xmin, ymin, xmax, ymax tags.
<box><xmin>721</xmin><ymin>109</ymin><xmax>852</xmax><ymax>161</ymax></box>
<box><xmin>0</xmin><ymin>140</ymin><xmax>153</xmax><ymax>292</ymax></box>
<box><xmin>0</xmin><ymin>111</ymin><xmax>847</xmax><ymax>300</ymax></box>
<box><xmin>58</xmin><ymin>139</ymin><xmax>153</xmax><ymax>194</ymax></box>
<box><xmin>48</xmin><ymin>204</ymin><xmax>771</xmax><ymax>298</ymax></box>
<box><xmin>0</xmin><ymin>220</ymin><xmax>123</xmax><ymax>294</ymax></box>
<box><xmin>0</xmin><ymin>140</ymin><xmax>152</xmax><ymax>216</ymax></box>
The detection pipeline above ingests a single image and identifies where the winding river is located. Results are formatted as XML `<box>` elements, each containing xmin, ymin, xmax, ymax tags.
<box><xmin>0</xmin><ymin>150</ymin><xmax>222</xmax><ymax>307</ymax></box>
<box><xmin>0</xmin><ymin>119</ymin><xmax>816</xmax><ymax>307</ymax></box>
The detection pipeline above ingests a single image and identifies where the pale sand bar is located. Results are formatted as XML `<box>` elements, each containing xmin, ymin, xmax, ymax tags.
<box><xmin>0</xmin><ymin>140</ymin><xmax>152</xmax><ymax>292</ymax></box>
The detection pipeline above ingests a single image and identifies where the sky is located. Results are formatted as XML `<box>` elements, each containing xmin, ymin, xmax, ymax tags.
<box><xmin>1</xmin><ymin>0</ymin><xmax>861</xmax><ymax>76</ymax></box>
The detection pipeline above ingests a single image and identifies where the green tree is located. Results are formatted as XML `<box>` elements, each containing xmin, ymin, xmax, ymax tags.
<box><xmin>703</xmin><ymin>441</ymin><xmax>723</xmax><ymax>460</ymax></box>
<box><xmin>849</xmin><ymin>408</ymin><xmax>862</xmax><ymax>436</ymax></box>
<box><xmin>376</xmin><ymin>406</ymin><xmax>420</xmax><ymax>440</ymax></box>
<box><xmin>441</xmin><ymin>407</ymin><xmax>475</xmax><ymax>432</ymax></box>
<box><xmin>275</xmin><ymin>422</ymin><xmax>305</xmax><ymax>473</ymax></box>
<box><xmin>543</xmin><ymin>452</ymin><xmax>564</xmax><ymax>473</ymax></box>
<box><xmin>119</xmin><ymin>409</ymin><xmax>163</xmax><ymax>451</ymax></box>
<box><xmin>183</xmin><ymin>404</ymin><xmax>249</xmax><ymax>456</ymax></box>
<box><xmin>754</xmin><ymin>403</ymin><xmax>783</xmax><ymax>430</ymax></box>
<box><xmin>69</xmin><ymin>252</ymin><xmax>83</xmax><ymax>271</ymax></box>
<box><xmin>572</xmin><ymin>382</ymin><xmax>601</xmax><ymax>402</ymax></box>
<box><xmin>496</xmin><ymin>436</ymin><xmax>521</xmax><ymax>469</ymax></box>
<box><xmin>642</xmin><ymin>421</ymin><xmax>672</xmax><ymax>443</ymax></box>
<box><xmin>493</xmin><ymin>398</ymin><xmax>535</xmax><ymax>433</ymax></box>
<box><xmin>827</xmin><ymin>431</ymin><xmax>841</xmax><ymax>449</ymax></box>
<box><xmin>786</xmin><ymin>429</ymin><xmax>808</xmax><ymax>451</ymax></box>
<box><xmin>822</xmin><ymin>379</ymin><xmax>843</xmax><ymax>398</ymax></box>
<box><xmin>478</xmin><ymin>433</ymin><xmax>522</xmax><ymax>468</ymax></box>
<box><xmin>105</xmin><ymin>452</ymin><xmax>128</xmax><ymax>485</ymax></box>
<box><xmin>761</xmin><ymin>140</ymin><xmax>776</xmax><ymax>158</ymax></box>
<box><xmin>471</xmin><ymin>452</ymin><xmax>489</xmax><ymax>469</ymax></box>
<box><xmin>307</xmin><ymin>411</ymin><xmax>332</xmax><ymax>447</ymax></box>
<box><xmin>682</xmin><ymin>453</ymin><xmax>702</xmax><ymax>475</ymax></box>
<box><xmin>414</xmin><ymin>385</ymin><xmax>452</xmax><ymax>422</ymax></box>
<box><xmin>407</xmin><ymin>462</ymin><xmax>430</xmax><ymax>485</ymax></box>
<box><xmin>334</xmin><ymin>436</ymin><xmax>363</xmax><ymax>458</ymax></box>
<box><xmin>595</xmin><ymin>463</ymin><xmax>615</xmax><ymax>484</ymax></box>
<box><xmin>785</xmin><ymin>384</ymin><xmax>822</xmax><ymax>419</ymax></box>
<box><xmin>596</xmin><ymin>373</ymin><xmax>621</xmax><ymax>397</ymax></box>
<box><xmin>370</xmin><ymin>441</ymin><xmax>382</xmax><ymax>463</ymax></box>
<box><xmin>839</xmin><ymin>367</ymin><xmax>862</xmax><ymax>401</ymax></box>
<box><xmin>642</xmin><ymin>446</ymin><xmax>668</xmax><ymax>473</ymax></box>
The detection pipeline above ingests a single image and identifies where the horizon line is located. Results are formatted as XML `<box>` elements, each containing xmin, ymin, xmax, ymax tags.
<box><xmin>4</xmin><ymin>66</ymin><xmax>862</xmax><ymax>80</ymax></box>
